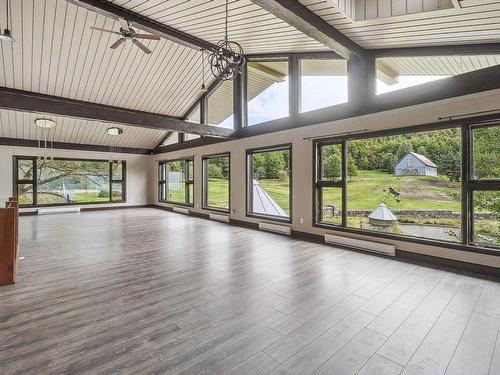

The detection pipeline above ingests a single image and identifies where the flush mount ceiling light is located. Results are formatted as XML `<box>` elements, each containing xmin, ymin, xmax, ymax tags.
<box><xmin>0</xmin><ymin>0</ymin><xmax>15</xmax><ymax>42</ymax></box>
<box><xmin>107</xmin><ymin>127</ymin><xmax>123</xmax><ymax>136</ymax></box>
<box><xmin>35</xmin><ymin>118</ymin><xmax>56</xmax><ymax>129</ymax></box>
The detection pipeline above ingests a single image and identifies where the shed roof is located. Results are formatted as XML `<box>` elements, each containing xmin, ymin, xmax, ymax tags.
<box><xmin>408</xmin><ymin>152</ymin><xmax>437</xmax><ymax>168</ymax></box>
<box><xmin>368</xmin><ymin>203</ymin><xmax>398</xmax><ymax>222</ymax></box>
<box><xmin>252</xmin><ymin>179</ymin><xmax>287</xmax><ymax>217</ymax></box>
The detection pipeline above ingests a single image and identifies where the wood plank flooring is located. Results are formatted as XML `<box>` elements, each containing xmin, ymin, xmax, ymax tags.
<box><xmin>1</xmin><ymin>208</ymin><xmax>499</xmax><ymax>375</ymax></box>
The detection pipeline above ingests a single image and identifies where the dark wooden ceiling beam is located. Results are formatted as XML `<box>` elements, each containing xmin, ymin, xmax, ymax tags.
<box><xmin>154</xmin><ymin>136</ymin><xmax>229</xmax><ymax>155</ymax></box>
<box><xmin>250</xmin><ymin>0</ymin><xmax>365</xmax><ymax>60</ymax></box>
<box><xmin>155</xmin><ymin>131</ymin><xmax>174</xmax><ymax>149</ymax></box>
<box><xmin>68</xmin><ymin>0</ymin><xmax>216</xmax><ymax>51</ymax></box>
<box><xmin>0</xmin><ymin>137</ymin><xmax>151</xmax><ymax>155</ymax></box>
<box><xmin>0</xmin><ymin>87</ymin><xmax>235</xmax><ymax>138</ymax></box>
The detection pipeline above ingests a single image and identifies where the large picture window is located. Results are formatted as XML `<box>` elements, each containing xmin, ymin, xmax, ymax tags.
<box><xmin>470</xmin><ymin>124</ymin><xmax>499</xmax><ymax>248</ymax></box>
<box><xmin>346</xmin><ymin>128</ymin><xmax>462</xmax><ymax>243</ymax></box>
<box><xmin>203</xmin><ymin>153</ymin><xmax>230</xmax><ymax>212</ymax></box>
<box><xmin>300</xmin><ymin>58</ymin><xmax>348</xmax><ymax>113</ymax></box>
<box><xmin>247</xmin><ymin>60</ymin><xmax>289</xmax><ymax>126</ymax></box>
<box><xmin>158</xmin><ymin>158</ymin><xmax>194</xmax><ymax>206</ymax></box>
<box><xmin>314</xmin><ymin>123</ymin><xmax>499</xmax><ymax>251</ymax></box>
<box><xmin>14</xmin><ymin>157</ymin><xmax>126</xmax><ymax>207</ymax></box>
<box><xmin>247</xmin><ymin>145</ymin><xmax>291</xmax><ymax>221</ymax></box>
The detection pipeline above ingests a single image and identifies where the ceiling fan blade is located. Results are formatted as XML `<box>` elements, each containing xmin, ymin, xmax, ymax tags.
<box><xmin>134</xmin><ymin>34</ymin><xmax>161</xmax><ymax>40</ymax></box>
<box><xmin>90</xmin><ymin>26</ymin><xmax>120</xmax><ymax>35</ymax></box>
<box><xmin>118</xmin><ymin>18</ymin><xmax>130</xmax><ymax>31</ymax></box>
<box><xmin>132</xmin><ymin>39</ymin><xmax>152</xmax><ymax>54</ymax></box>
<box><xmin>110</xmin><ymin>38</ymin><xmax>126</xmax><ymax>49</ymax></box>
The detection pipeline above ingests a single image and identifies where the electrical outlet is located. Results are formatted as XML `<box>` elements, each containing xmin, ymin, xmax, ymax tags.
<box><xmin>300</xmin><ymin>217</ymin><xmax>304</xmax><ymax>224</ymax></box>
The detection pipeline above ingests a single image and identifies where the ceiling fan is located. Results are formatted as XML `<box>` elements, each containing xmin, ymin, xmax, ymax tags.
<box><xmin>90</xmin><ymin>19</ymin><xmax>160</xmax><ymax>54</ymax></box>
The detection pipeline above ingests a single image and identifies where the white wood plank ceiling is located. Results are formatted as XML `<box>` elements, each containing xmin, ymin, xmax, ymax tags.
<box><xmin>1</xmin><ymin>0</ymin><xmax>500</xmax><ymax>150</ymax></box>
<box><xmin>0</xmin><ymin>108</ymin><xmax>166</xmax><ymax>149</ymax></box>
<box><xmin>0</xmin><ymin>0</ymin><xmax>213</xmax><ymax>118</ymax></box>
<box><xmin>109</xmin><ymin>0</ymin><xmax>327</xmax><ymax>53</ymax></box>
<box><xmin>380</xmin><ymin>55</ymin><xmax>500</xmax><ymax>75</ymax></box>
<box><xmin>300</xmin><ymin>0</ymin><xmax>500</xmax><ymax>48</ymax></box>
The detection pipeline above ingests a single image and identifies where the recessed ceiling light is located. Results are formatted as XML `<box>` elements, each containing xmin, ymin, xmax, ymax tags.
<box><xmin>107</xmin><ymin>127</ymin><xmax>123</xmax><ymax>136</ymax></box>
<box><xmin>35</xmin><ymin>118</ymin><xmax>56</xmax><ymax>128</ymax></box>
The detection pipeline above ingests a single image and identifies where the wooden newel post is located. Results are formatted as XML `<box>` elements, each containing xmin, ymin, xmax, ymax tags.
<box><xmin>0</xmin><ymin>198</ymin><xmax>19</xmax><ymax>285</ymax></box>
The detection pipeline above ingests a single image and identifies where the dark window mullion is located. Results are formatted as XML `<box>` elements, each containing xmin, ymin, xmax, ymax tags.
<box><xmin>184</xmin><ymin>160</ymin><xmax>190</xmax><ymax>205</ymax></box>
<box><xmin>33</xmin><ymin>157</ymin><xmax>38</xmax><ymax>206</ymax></box>
<box><xmin>108</xmin><ymin>162</ymin><xmax>112</xmax><ymax>203</ymax></box>
<box><xmin>341</xmin><ymin>140</ymin><xmax>348</xmax><ymax>227</ymax></box>
<box><xmin>461</xmin><ymin>125</ymin><xmax>470</xmax><ymax>245</ymax></box>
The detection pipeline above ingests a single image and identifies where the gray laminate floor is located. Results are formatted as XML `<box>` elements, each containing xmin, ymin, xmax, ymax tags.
<box><xmin>1</xmin><ymin>208</ymin><xmax>499</xmax><ymax>375</ymax></box>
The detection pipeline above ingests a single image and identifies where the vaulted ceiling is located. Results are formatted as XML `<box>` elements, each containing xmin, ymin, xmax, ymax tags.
<box><xmin>1</xmin><ymin>0</ymin><xmax>500</xmax><ymax>151</ymax></box>
<box><xmin>301</xmin><ymin>0</ymin><xmax>500</xmax><ymax>48</ymax></box>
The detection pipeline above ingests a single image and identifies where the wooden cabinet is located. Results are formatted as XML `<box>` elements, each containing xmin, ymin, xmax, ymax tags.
<box><xmin>0</xmin><ymin>198</ymin><xmax>18</xmax><ymax>285</ymax></box>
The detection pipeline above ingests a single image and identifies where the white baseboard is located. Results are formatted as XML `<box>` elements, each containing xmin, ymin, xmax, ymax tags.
<box><xmin>325</xmin><ymin>233</ymin><xmax>396</xmax><ymax>256</ymax></box>
<box><xmin>259</xmin><ymin>222</ymin><xmax>291</xmax><ymax>235</ymax></box>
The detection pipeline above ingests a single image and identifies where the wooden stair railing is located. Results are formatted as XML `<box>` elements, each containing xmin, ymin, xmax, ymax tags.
<box><xmin>0</xmin><ymin>198</ymin><xmax>19</xmax><ymax>285</ymax></box>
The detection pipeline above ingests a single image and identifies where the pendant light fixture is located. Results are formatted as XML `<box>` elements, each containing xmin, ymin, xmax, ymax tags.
<box><xmin>199</xmin><ymin>49</ymin><xmax>208</xmax><ymax>93</ymax></box>
<box><xmin>207</xmin><ymin>0</ymin><xmax>245</xmax><ymax>81</ymax></box>
<box><xmin>35</xmin><ymin>118</ymin><xmax>56</xmax><ymax>161</ymax></box>
<box><xmin>0</xmin><ymin>0</ymin><xmax>15</xmax><ymax>42</ymax></box>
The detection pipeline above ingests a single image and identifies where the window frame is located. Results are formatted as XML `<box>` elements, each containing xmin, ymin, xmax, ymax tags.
<box><xmin>467</xmin><ymin>124</ymin><xmax>500</xmax><ymax>248</ymax></box>
<box><xmin>312</xmin><ymin>121</ymin><xmax>499</xmax><ymax>256</ymax></box>
<box><xmin>158</xmin><ymin>157</ymin><xmax>194</xmax><ymax>207</ymax></box>
<box><xmin>298</xmin><ymin>56</ymin><xmax>348</xmax><ymax>114</ymax></box>
<box><xmin>246</xmin><ymin>56</ymin><xmax>291</xmax><ymax>126</ymax></box>
<box><xmin>313</xmin><ymin>140</ymin><xmax>347</xmax><ymax>227</ymax></box>
<box><xmin>13</xmin><ymin>156</ymin><xmax>126</xmax><ymax>207</ymax></box>
<box><xmin>246</xmin><ymin>143</ymin><xmax>292</xmax><ymax>223</ymax></box>
<box><xmin>202</xmin><ymin>152</ymin><xmax>231</xmax><ymax>213</ymax></box>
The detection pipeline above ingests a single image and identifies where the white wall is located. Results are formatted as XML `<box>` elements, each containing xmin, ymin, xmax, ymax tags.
<box><xmin>0</xmin><ymin>146</ymin><xmax>151</xmax><ymax>210</ymax></box>
<box><xmin>151</xmin><ymin>88</ymin><xmax>500</xmax><ymax>269</ymax></box>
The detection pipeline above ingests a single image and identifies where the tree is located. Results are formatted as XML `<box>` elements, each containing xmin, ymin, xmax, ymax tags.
<box><xmin>348</xmin><ymin>157</ymin><xmax>358</xmax><ymax>180</ymax></box>
<box><xmin>323</xmin><ymin>153</ymin><xmax>341</xmax><ymax>180</ymax></box>
<box><xmin>19</xmin><ymin>159</ymin><xmax>111</xmax><ymax>202</ymax></box>
<box><xmin>253</xmin><ymin>150</ymin><xmax>286</xmax><ymax>179</ymax></box>
<box><xmin>474</xmin><ymin>191</ymin><xmax>500</xmax><ymax>213</ymax></box>
<box><xmin>472</xmin><ymin>126</ymin><xmax>500</xmax><ymax>179</ymax></box>
<box><xmin>208</xmin><ymin>163</ymin><xmax>223</xmax><ymax>178</ymax></box>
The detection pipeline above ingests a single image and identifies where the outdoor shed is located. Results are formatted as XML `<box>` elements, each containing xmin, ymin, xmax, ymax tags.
<box><xmin>394</xmin><ymin>152</ymin><xmax>437</xmax><ymax>176</ymax></box>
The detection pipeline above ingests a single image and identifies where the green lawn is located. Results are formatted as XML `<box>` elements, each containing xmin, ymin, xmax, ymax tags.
<box><xmin>344</xmin><ymin>170</ymin><xmax>461</xmax><ymax>211</ymax></box>
<box><xmin>254</xmin><ymin>170</ymin><xmax>461</xmax><ymax>214</ymax></box>
<box><xmin>206</xmin><ymin>171</ymin><xmax>462</xmax><ymax>214</ymax></box>
<box><xmin>259</xmin><ymin>179</ymin><xmax>290</xmax><ymax>214</ymax></box>
<box><xmin>206</xmin><ymin>178</ymin><xmax>229</xmax><ymax>208</ymax></box>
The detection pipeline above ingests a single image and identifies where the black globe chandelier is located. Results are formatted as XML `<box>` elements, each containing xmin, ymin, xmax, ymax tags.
<box><xmin>205</xmin><ymin>0</ymin><xmax>245</xmax><ymax>81</ymax></box>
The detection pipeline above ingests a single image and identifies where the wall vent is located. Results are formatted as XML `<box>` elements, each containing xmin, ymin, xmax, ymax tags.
<box><xmin>173</xmin><ymin>207</ymin><xmax>190</xmax><ymax>215</ymax></box>
<box><xmin>324</xmin><ymin>233</ymin><xmax>396</xmax><ymax>256</ymax></box>
<box><xmin>259</xmin><ymin>222</ymin><xmax>291</xmax><ymax>235</ymax></box>
<box><xmin>209</xmin><ymin>213</ymin><xmax>230</xmax><ymax>223</ymax></box>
